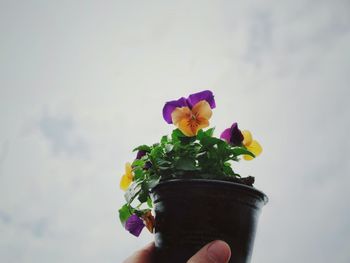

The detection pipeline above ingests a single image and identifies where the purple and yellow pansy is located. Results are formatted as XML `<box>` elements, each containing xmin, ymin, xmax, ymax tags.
<box><xmin>163</xmin><ymin>90</ymin><xmax>216</xmax><ymax>137</ymax></box>
<box><xmin>220</xmin><ymin>122</ymin><xmax>262</xmax><ymax>160</ymax></box>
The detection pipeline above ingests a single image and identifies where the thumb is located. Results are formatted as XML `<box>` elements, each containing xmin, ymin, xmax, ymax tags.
<box><xmin>187</xmin><ymin>240</ymin><xmax>231</xmax><ymax>263</ymax></box>
<box><xmin>123</xmin><ymin>242</ymin><xmax>154</xmax><ymax>263</ymax></box>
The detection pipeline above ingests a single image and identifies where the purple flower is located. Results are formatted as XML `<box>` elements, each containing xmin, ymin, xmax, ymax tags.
<box><xmin>125</xmin><ymin>215</ymin><xmax>145</xmax><ymax>237</ymax></box>
<box><xmin>136</xmin><ymin>150</ymin><xmax>147</xmax><ymax>160</ymax></box>
<box><xmin>187</xmin><ymin>90</ymin><xmax>216</xmax><ymax>109</ymax></box>
<box><xmin>144</xmin><ymin>161</ymin><xmax>152</xmax><ymax>170</ymax></box>
<box><xmin>135</xmin><ymin>150</ymin><xmax>152</xmax><ymax>170</ymax></box>
<box><xmin>162</xmin><ymin>90</ymin><xmax>216</xmax><ymax>124</ymax></box>
<box><xmin>220</xmin><ymin>122</ymin><xmax>244</xmax><ymax>146</ymax></box>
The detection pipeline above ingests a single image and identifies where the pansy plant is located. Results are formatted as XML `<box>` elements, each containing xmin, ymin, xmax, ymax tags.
<box><xmin>118</xmin><ymin>90</ymin><xmax>262</xmax><ymax>237</ymax></box>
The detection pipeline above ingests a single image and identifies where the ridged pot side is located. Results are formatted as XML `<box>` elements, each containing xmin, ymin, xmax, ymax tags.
<box><xmin>151</xmin><ymin>179</ymin><xmax>268</xmax><ymax>263</ymax></box>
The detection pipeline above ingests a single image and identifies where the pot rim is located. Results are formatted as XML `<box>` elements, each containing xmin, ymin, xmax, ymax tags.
<box><xmin>151</xmin><ymin>178</ymin><xmax>268</xmax><ymax>205</ymax></box>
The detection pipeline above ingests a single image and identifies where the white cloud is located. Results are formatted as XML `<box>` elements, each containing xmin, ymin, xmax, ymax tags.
<box><xmin>0</xmin><ymin>0</ymin><xmax>349</xmax><ymax>262</ymax></box>
<box><xmin>38</xmin><ymin>110</ymin><xmax>89</xmax><ymax>157</ymax></box>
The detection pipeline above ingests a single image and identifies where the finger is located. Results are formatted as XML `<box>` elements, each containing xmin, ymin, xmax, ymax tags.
<box><xmin>123</xmin><ymin>242</ymin><xmax>155</xmax><ymax>263</ymax></box>
<box><xmin>187</xmin><ymin>240</ymin><xmax>231</xmax><ymax>263</ymax></box>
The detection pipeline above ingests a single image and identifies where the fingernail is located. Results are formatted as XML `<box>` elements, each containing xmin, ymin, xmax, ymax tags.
<box><xmin>207</xmin><ymin>240</ymin><xmax>231</xmax><ymax>263</ymax></box>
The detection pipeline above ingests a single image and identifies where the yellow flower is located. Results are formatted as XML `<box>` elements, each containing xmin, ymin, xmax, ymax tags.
<box><xmin>120</xmin><ymin>162</ymin><xmax>134</xmax><ymax>190</ymax></box>
<box><xmin>242</xmin><ymin>130</ymin><xmax>262</xmax><ymax>161</ymax></box>
<box><xmin>171</xmin><ymin>100</ymin><xmax>212</xmax><ymax>137</ymax></box>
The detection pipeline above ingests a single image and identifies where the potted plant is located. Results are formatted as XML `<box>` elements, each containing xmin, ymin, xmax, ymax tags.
<box><xmin>118</xmin><ymin>90</ymin><xmax>268</xmax><ymax>263</ymax></box>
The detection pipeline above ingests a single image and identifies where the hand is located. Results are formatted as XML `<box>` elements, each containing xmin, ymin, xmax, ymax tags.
<box><xmin>123</xmin><ymin>240</ymin><xmax>231</xmax><ymax>263</ymax></box>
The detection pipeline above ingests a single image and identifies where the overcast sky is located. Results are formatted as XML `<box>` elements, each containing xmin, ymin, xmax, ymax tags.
<box><xmin>1</xmin><ymin>0</ymin><xmax>350</xmax><ymax>262</ymax></box>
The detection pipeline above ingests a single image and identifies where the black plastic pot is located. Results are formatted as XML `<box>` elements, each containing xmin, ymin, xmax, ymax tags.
<box><xmin>151</xmin><ymin>179</ymin><xmax>268</xmax><ymax>263</ymax></box>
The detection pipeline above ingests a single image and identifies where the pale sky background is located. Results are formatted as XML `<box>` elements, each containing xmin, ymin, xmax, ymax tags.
<box><xmin>1</xmin><ymin>0</ymin><xmax>350</xmax><ymax>262</ymax></box>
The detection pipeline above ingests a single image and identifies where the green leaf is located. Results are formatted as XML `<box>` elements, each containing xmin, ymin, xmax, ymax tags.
<box><xmin>145</xmin><ymin>177</ymin><xmax>160</xmax><ymax>189</ymax></box>
<box><xmin>146</xmin><ymin>197</ymin><xmax>153</xmax><ymax>208</ymax></box>
<box><xmin>138</xmin><ymin>188</ymin><xmax>149</xmax><ymax>203</ymax></box>
<box><xmin>161</xmin><ymin>135</ymin><xmax>168</xmax><ymax>144</ymax></box>
<box><xmin>179</xmin><ymin>136</ymin><xmax>196</xmax><ymax>144</ymax></box>
<box><xmin>197</xmin><ymin>128</ymin><xmax>215</xmax><ymax>140</ymax></box>
<box><xmin>132</xmin><ymin>159</ymin><xmax>145</xmax><ymax>167</ymax></box>
<box><xmin>119</xmin><ymin>204</ymin><xmax>132</xmax><ymax>225</ymax></box>
<box><xmin>223</xmin><ymin>165</ymin><xmax>235</xmax><ymax>176</ymax></box>
<box><xmin>200</xmin><ymin>136</ymin><xmax>222</xmax><ymax>147</ymax></box>
<box><xmin>230</xmin><ymin>147</ymin><xmax>255</xmax><ymax>157</ymax></box>
<box><xmin>124</xmin><ymin>181</ymin><xmax>142</xmax><ymax>204</ymax></box>
<box><xmin>133</xmin><ymin>145</ymin><xmax>151</xmax><ymax>152</ymax></box>
<box><xmin>196</xmin><ymin>129</ymin><xmax>206</xmax><ymax>140</ymax></box>
<box><xmin>205</xmin><ymin>127</ymin><xmax>215</xmax><ymax>137</ymax></box>
<box><xmin>165</xmin><ymin>144</ymin><xmax>173</xmax><ymax>153</ymax></box>
<box><xmin>133</xmin><ymin>168</ymin><xmax>144</xmax><ymax>181</ymax></box>
<box><xmin>171</xmin><ymin>129</ymin><xmax>186</xmax><ymax>142</ymax></box>
<box><xmin>138</xmin><ymin>177</ymin><xmax>160</xmax><ymax>203</ymax></box>
<box><xmin>150</xmin><ymin>145</ymin><xmax>164</xmax><ymax>159</ymax></box>
<box><xmin>156</xmin><ymin>159</ymin><xmax>172</xmax><ymax>168</ymax></box>
<box><xmin>175</xmin><ymin>158</ymin><xmax>197</xmax><ymax>171</ymax></box>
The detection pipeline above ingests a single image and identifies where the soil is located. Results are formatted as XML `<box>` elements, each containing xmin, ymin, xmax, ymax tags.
<box><xmin>222</xmin><ymin>176</ymin><xmax>255</xmax><ymax>186</ymax></box>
